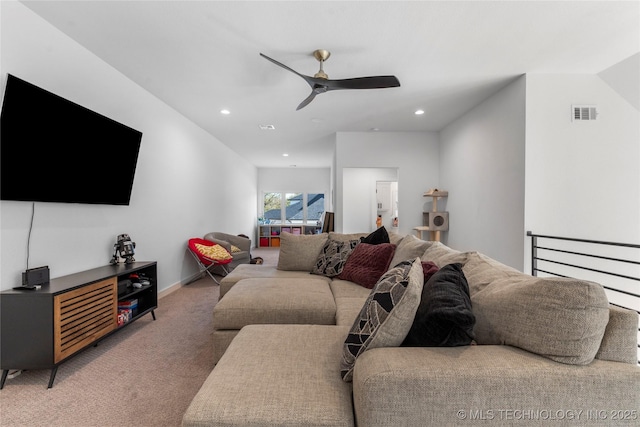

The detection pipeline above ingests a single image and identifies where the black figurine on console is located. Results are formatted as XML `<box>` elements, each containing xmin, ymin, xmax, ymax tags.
<box><xmin>110</xmin><ymin>234</ymin><xmax>136</xmax><ymax>264</ymax></box>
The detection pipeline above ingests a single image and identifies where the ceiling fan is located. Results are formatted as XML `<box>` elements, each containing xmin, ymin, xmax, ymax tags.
<box><xmin>260</xmin><ymin>49</ymin><xmax>400</xmax><ymax>110</ymax></box>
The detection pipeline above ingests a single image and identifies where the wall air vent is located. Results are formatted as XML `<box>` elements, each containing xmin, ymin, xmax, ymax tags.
<box><xmin>572</xmin><ymin>105</ymin><xmax>598</xmax><ymax>121</ymax></box>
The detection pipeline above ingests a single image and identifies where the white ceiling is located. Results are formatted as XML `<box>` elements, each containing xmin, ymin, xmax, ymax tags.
<box><xmin>21</xmin><ymin>1</ymin><xmax>640</xmax><ymax>168</ymax></box>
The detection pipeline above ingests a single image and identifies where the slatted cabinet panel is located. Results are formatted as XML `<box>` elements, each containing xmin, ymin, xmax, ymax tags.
<box><xmin>53</xmin><ymin>278</ymin><xmax>117</xmax><ymax>363</ymax></box>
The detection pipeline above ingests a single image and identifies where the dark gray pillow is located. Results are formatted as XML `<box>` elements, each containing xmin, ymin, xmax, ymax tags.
<box><xmin>403</xmin><ymin>263</ymin><xmax>475</xmax><ymax>347</ymax></box>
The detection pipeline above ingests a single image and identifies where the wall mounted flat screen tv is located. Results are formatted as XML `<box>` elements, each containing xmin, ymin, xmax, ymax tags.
<box><xmin>1</xmin><ymin>74</ymin><xmax>143</xmax><ymax>205</ymax></box>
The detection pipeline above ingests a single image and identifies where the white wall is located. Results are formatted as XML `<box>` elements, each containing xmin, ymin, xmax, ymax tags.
<box><xmin>525</xmin><ymin>73</ymin><xmax>639</xmax><ymax>247</ymax></box>
<box><xmin>440</xmin><ymin>76</ymin><xmax>526</xmax><ymax>269</ymax></box>
<box><xmin>0</xmin><ymin>2</ymin><xmax>257</xmax><ymax>293</ymax></box>
<box><xmin>335</xmin><ymin>131</ymin><xmax>439</xmax><ymax>236</ymax></box>
<box><xmin>598</xmin><ymin>52</ymin><xmax>640</xmax><ymax>111</ymax></box>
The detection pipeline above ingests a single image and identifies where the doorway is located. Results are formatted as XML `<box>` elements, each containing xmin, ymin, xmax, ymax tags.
<box><xmin>342</xmin><ymin>167</ymin><xmax>399</xmax><ymax>233</ymax></box>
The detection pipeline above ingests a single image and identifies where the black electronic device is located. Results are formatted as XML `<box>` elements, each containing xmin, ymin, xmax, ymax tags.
<box><xmin>117</xmin><ymin>279</ymin><xmax>133</xmax><ymax>297</ymax></box>
<box><xmin>0</xmin><ymin>74</ymin><xmax>143</xmax><ymax>205</ymax></box>
<box><xmin>13</xmin><ymin>266</ymin><xmax>50</xmax><ymax>290</ymax></box>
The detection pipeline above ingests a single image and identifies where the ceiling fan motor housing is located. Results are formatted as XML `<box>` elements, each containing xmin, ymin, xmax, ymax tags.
<box><xmin>313</xmin><ymin>49</ymin><xmax>330</xmax><ymax>79</ymax></box>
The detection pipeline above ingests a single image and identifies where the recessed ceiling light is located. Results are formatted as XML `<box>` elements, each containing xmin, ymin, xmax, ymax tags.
<box><xmin>310</xmin><ymin>118</ymin><xmax>323</xmax><ymax>124</ymax></box>
<box><xmin>414</xmin><ymin>109</ymin><xmax>425</xmax><ymax>115</ymax></box>
<box><xmin>220</xmin><ymin>109</ymin><xmax>230</xmax><ymax>115</ymax></box>
<box><xmin>282</xmin><ymin>153</ymin><xmax>289</xmax><ymax>157</ymax></box>
<box><xmin>290</xmin><ymin>165</ymin><xmax>297</xmax><ymax>168</ymax></box>
<box><xmin>370</xmin><ymin>127</ymin><xmax>380</xmax><ymax>132</ymax></box>
<box><xmin>259</xmin><ymin>124</ymin><xmax>276</xmax><ymax>130</ymax></box>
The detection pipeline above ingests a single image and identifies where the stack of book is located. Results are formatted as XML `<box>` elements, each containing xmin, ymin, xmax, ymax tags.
<box><xmin>117</xmin><ymin>299</ymin><xmax>138</xmax><ymax>326</ymax></box>
<box><xmin>119</xmin><ymin>298</ymin><xmax>138</xmax><ymax>311</ymax></box>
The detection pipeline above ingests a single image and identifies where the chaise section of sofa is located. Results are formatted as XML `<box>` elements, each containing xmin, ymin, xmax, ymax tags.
<box><xmin>212</xmin><ymin>277</ymin><xmax>338</xmax><ymax>363</ymax></box>
<box><xmin>183</xmin><ymin>324</ymin><xmax>354</xmax><ymax>427</ymax></box>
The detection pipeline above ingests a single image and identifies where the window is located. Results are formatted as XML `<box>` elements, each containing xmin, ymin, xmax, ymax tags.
<box><xmin>306</xmin><ymin>193</ymin><xmax>325</xmax><ymax>224</ymax></box>
<box><xmin>262</xmin><ymin>192</ymin><xmax>325</xmax><ymax>225</ymax></box>
<box><xmin>263</xmin><ymin>192</ymin><xmax>283</xmax><ymax>224</ymax></box>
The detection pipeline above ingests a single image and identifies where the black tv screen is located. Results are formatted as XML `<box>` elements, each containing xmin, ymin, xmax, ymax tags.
<box><xmin>1</xmin><ymin>74</ymin><xmax>142</xmax><ymax>205</ymax></box>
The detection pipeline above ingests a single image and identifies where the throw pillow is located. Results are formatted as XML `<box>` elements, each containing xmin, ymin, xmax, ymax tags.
<box><xmin>421</xmin><ymin>241</ymin><xmax>469</xmax><ymax>267</ymax></box>
<box><xmin>389</xmin><ymin>234</ymin><xmax>433</xmax><ymax>268</ymax></box>
<box><xmin>277</xmin><ymin>232</ymin><xmax>328</xmax><ymax>272</ymax></box>
<box><xmin>359</xmin><ymin>226</ymin><xmax>390</xmax><ymax>245</ymax></box>
<box><xmin>403</xmin><ymin>263</ymin><xmax>475</xmax><ymax>347</ymax></box>
<box><xmin>194</xmin><ymin>243</ymin><xmax>232</xmax><ymax>261</ymax></box>
<box><xmin>341</xmin><ymin>257</ymin><xmax>424</xmax><ymax>382</ymax></box>
<box><xmin>421</xmin><ymin>261</ymin><xmax>439</xmax><ymax>283</ymax></box>
<box><xmin>311</xmin><ymin>238</ymin><xmax>360</xmax><ymax>277</ymax></box>
<box><xmin>337</xmin><ymin>242</ymin><xmax>396</xmax><ymax>288</ymax></box>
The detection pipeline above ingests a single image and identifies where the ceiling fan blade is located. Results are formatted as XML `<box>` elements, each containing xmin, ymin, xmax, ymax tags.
<box><xmin>296</xmin><ymin>92</ymin><xmax>317</xmax><ymax>110</ymax></box>
<box><xmin>324</xmin><ymin>75</ymin><xmax>400</xmax><ymax>91</ymax></box>
<box><xmin>260</xmin><ymin>53</ymin><xmax>315</xmax><ymax>87</ymax></box>
<box><xmin>296</xmin><ymin>85</ymin><xmax>329</xmax><ymax>110</ymax></box>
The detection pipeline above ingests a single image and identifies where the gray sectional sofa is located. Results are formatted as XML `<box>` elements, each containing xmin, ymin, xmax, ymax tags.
<box><xmin>183</xmin><ymin>231</ymin><xmax>640</xmax><ymax>426</ymax></box>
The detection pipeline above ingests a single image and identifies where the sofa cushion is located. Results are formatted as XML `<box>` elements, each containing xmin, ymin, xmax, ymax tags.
<box><xmin>219</xmin><ymin>265</ymin><xmax>330</xmax><ymax>298</ymax></box>
<box><xmin>184</xmin><ymin>325</ymin><xmax>354</xmax><ymax>427</ymax></box>
<box><xmin>213</xmin><ymin>278</ymin><xmax>336</xmax><ymax>330</ymax></box>
<box><xmin>596</xmin><ymin>305</ymin><xmax>639</xmax><ymax>365</ymax></box>
<box><xmin>341</xmin><ymin>257</ymin><xmax>424</xmax><ymax>381</ymax></box>
<box><xmin>462</xmin><ymin>251</ymin><xmax>523</xmax><ymax>295</ymax></box>
<box><xmin>389</xmin><ymin>234</ymin><xmax>433</xmax><ymax>268</ymax></box>
<box><xmin>421</xmin><ymin>241</ymin><xmax>469</xmax><ymax>267</ymax></box>
<box><xmin>337</xmin><ymin>242</ymin><xmax>396</xmax><ymax>289</ymax></box>
<box><xmin>359</xmin><ymin>226</ymin><xmax>390</xmax><ymax>245</ymax></box>
<box><xmin>334</xmin><ymin>297</ymin><xmax>368</xmax><ymax>327</ymax></box>
<box><xmin>472</xmin><ymin>275</ymin><xmax>610</xmax><ymax>365</ymax></box>
<box><xmin>387</xmin><ymin>231</ymin><xmax>405</xmax><ymax>246</ymax></box>
<box><xmin>277</xmin><ymin>232</ymin><xmax>328</xmax><ymax>271</ymax></box>
<box><xmin>311</xmin><ymin>238</ymin><xmax>359</xmax><ymax>277</ymax></box>
<box><xmin>352</xmin><ymin>345</ymin><xmax>640</xmax><ymax>427</ymax></box>
<box><xmin>403</xmin><ymin>263</ymin><xmax>475</xmax><ymax>347</ymax></box>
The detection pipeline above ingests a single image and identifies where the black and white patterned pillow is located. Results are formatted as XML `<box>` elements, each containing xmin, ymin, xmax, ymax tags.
<box><xmin>340</xmin><ymin>257</ymin><xmax>424</xmax><ymax>381</ymax></box>
<box><xmin>311</xmin><ymin>239</ymin><xmax>359</xmax><ymax>277</ymax></box>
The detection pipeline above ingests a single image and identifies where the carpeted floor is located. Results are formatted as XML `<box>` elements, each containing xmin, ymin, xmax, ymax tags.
<box><xmin>251</xmin><ymin>246</ymin><xmax>280</xmax><ymax>266</ymax></box>
<box><xmin>0</xmin><ymin>247</ymin><xmax>279</xmax><ymax>427</ymax></box>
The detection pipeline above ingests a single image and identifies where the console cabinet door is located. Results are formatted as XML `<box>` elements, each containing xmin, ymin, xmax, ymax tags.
<box><xmin>53</xmin><ymin>278</ymin><xmax>117</xmax><ymax>363</ymax></box>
